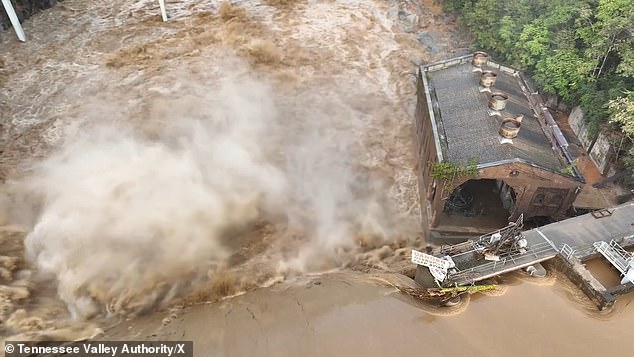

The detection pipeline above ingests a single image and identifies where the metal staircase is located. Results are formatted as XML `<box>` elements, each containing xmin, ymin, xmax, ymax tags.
<box><xmin>593</xmin><ymin>240</ymin><xmax>634</xmax><ymax>284</ymax></box>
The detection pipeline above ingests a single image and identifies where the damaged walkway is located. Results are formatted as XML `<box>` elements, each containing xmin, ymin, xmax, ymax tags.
<box><xmin>425</xmin><ymin>202</ymin><xmax>634</xmax><ymax>308</ymax></box>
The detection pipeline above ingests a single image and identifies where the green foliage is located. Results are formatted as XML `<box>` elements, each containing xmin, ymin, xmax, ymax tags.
<box><xmin>534</xmin><ymin>49</ymin><xmax>593</xmax><ymax>100</ymax></box>
<box><xmin>578</xmin><ymin>84</ymin><xmax>608</xmax><ymax>138</ymax></box>
<box><xmin>624</xmin><ymin>148</ymin><xmax>634</xmax><ymax>184</ymax></box>
<box><xmin>608</xmin><ymin>91</ymin><xmax>634</xmax><ymax>137</ymax></box>
<box><xmin>442</xmin><ymin>0</ymin><xmax>469</xmax><ymax>12</ymax></box>
<box><xmin>431</xmin><ymin>158</ymin><xmax>479</xmax><ymax>189</ymax></box>
<box><xmin>558</xmin><ymin>159</ymin><xmax>578</xmax><ymax>176</ymax></box>
<box><xmin>444</xmin><ymin>0</ymin><xmax>633</xmax><ymax>102</ymax></box>
<box><xmin>442</xmin><ymin>0</ymin><xmax>634</xmax><ymax>179</ymax></box>
<box><xmin>516</xmin><ymin>20</ymin><xmax>549</xmax><ymax>67</ymax></box>
<box><xmin>618</xmin><ymin>46</ymin><xmax>634</xmax><ymax>77</ymax></box>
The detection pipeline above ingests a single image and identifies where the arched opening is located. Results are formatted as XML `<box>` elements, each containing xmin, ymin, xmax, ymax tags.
<box><xmin>439</xmin><ymin>179</ymin><xmax>517</xmax><ymax>232</ymax></box>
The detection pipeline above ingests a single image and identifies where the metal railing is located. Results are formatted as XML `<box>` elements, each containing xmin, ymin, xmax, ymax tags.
<box><xmin>422</xmin><ymin>54</ymin><xmax>472</xmax><ymax>72</ymax></box>
<box><xmin>572</xmin><ymin>244</ymin><xmax>598</xmax><ymax>259</ymax></box>
<box><xmin>436</xmin><ymin>241</ymin><xmax>474</xmax><ymax>256</ymax></box>
<box><xmin>448</xmin><ymin>241</ymin><xmax>557</xmax><ymax>283</ymax></box>
<box><xmin>594</xmin><ymin>240</ymin><xmax>633</xmax><ymax>275</ymax></box>
<box><xmin>560</xmin><ymin>243</ymin><xmax>575</xmax><ymax>260</ymax></box>
<box><xmin>486</xmin><ymin>61</ymin><xmax>519</xmax><ymax>76</ymax></box>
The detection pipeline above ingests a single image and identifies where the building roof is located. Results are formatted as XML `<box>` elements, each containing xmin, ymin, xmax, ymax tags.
<box><xmin>422</xmin><ymin>55</ymin><xmax>576</xmax><ymax>177</ymax></box>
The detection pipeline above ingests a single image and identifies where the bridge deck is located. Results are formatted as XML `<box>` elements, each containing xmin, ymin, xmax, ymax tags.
<box><xmin>448</xmin><ymin>241</ymin><xmax>557</xmax><ymax>285</ymax></box>
<box><xmin>445</xmin><ymin>203</ymin><xmax>634</xmax><ymax>285</ymax></box>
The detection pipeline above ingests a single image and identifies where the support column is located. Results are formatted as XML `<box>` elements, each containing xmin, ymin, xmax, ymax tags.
<box><xmin>2</xmin><ymin>0</ymin><xmax>26</xmax><ymax>42</ymax></box>
<box><xmin>158</xmin><ymin>0</ymin><xmax>167</xmax><ymax>21</ymax></box>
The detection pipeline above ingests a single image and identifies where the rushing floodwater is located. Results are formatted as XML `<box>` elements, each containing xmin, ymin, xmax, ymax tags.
<box><xmin>0</xmin><ymin>1</ymin><xmax>632</xmax><ymax>355</ymax></box>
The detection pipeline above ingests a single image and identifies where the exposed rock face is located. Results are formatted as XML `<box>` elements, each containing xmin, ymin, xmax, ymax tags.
<box><xmin>387</xmin><ymin>0</ymin><xmax>469</xmax><ymax>59</ymax></box>
<box><xmin>0</xmin><ymin>0</ymin><xmax>59</xmax><ymax>31</ymax></box>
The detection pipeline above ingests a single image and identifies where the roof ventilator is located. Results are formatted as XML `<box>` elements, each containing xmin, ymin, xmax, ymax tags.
<box><xmin>479</xmin><ymin>71</ymin><xmax>497</xmax><ymax>93</ymax></box>
<box><xmin>487</xmin><ymin>92</ymin><xmax>508</xmax><ymax>117</ymax></box>
<box><xmin>472</xmin><ymin>51</ymin><xmax>488</xmax><ymax>72</ymax></box>
<box><xmin>498</xmin><ymin>115</ymin><xmax>523</xmax><ymax>144</ymax></box>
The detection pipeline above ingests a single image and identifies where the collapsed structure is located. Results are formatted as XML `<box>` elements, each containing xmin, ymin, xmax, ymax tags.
<box><xmin>411</xmin><ymin>202</ymin><xmax>634</xmax><ymax>310</ymax></box>
<box><xmin>415</xmin><ymin>52</ymin><xmax>585</xmax><ymax>240</ymax></box>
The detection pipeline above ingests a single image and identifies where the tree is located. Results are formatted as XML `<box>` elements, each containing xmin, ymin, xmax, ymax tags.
<box><xmin>608</xmin><ymin>91</ymin><xmax>634</xmax><ymax>179</ymax></box>
<box><xmin>515</xmin><ymin>20</ymin><xmax>549</xmax><ymax>68</ymax></box>
<box><xmin>586</xmin><ymin>0</ymin><xmax>634</xmax><ymax>79</ymax></box>
<box><xmin>608</xmin><ymin>91</ymin><xmax>634</xmax><ymax>136</ymax></box>
<box><xmin>534</xmin><ymin>49</ymin><xmax>593</xmax><ymax>100</ymax></box>
<box><xmin>442</xmin><ymin>0</ymin><xmax>634</xmax><ymax>185</ymax></box>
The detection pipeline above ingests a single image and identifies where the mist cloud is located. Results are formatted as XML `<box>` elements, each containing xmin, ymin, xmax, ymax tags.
<box><xmin>23</xmin><ymin>75</ymin><xmax>287</xmax><ymax>317</ymax></box>
<box><xmin>21</xmin><ymin>70</ymin><xmax>398</xmax><ymax>318</ymax></box>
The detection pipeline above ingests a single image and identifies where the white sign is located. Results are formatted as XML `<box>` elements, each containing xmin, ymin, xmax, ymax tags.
<box><xmin>411</xmin><ymin>250</ymin><xmax>455</xmax><ymax>269</ymax></box>
<box><xmin>429</xmin><ymin>267</ymin><xmax>447</xmax><ymax>282</ymax></box>
<box><xmin>411</xmin><ymin>250</ymin><xmax>456</xmax><ymax>282</ymax></box>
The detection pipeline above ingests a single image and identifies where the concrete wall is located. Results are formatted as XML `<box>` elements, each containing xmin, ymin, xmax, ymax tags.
<box><xmin>589</xmin><ymin>132</ymin><xmax>612</xmax><ymax>175</ymax></box>
<box><xmin>547</xmin><ymin>256</ymin><xmax>615</xmax><ymax>310</ymax></box>
<box><xmin>568</xmin><ymin>105</ymin><xmax>613</xmax><ymax>175</ymax></box>
<box><xmin>415</xmin><ymin>69</ymin><xmax>441</xmax><ymax>229</ymax></box>
<box><xmin>568</xmin><ymin>106</ymin><xmax>595</xmax><ymax>149</ymax></box>
<box><xmin>544</xmin><ymin>94</ymin><xmax>570</xmax><ymax>112</ymax></box>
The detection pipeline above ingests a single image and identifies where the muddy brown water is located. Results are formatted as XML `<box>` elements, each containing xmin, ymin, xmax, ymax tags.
<box><xmin>0</xmin><ymin>1</ymin><xmax>632</xmax><ymax>356</ymax></box>
<box><xmin>584</xmin><ymin>257</ymin><xmax>623</xmax><ymax>288</ymax></box>
<box><xmin>103</xmin><ymin>272</ymin><xmax>634</xmax><ymax>357</ymax></box>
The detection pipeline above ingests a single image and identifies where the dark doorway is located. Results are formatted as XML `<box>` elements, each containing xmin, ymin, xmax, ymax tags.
<box><xmin>438</xmin><ymin>179</ymin><xmax>516</xmax><ymax>232</ymax></box>
<box><xmin>523</xmin><ymin>215</ymin><xmax>554</xmax><ymax>229</ymax></box>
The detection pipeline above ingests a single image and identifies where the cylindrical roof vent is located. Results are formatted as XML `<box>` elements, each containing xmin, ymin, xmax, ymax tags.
<box><xmin>499</xmin><ymin>117</ymin><xmax>522</xmax><ymax>139</ymax></box>
<box><xmin>480</xmin><ymin>71</ymin><xmax>497</xmax><ymax>88</ymax></box>
<box><xmin>472</xmin><ymin>51</ymin><xmax>488</xmax><ymax>67</ymax></box>
<box><xmin>488</xmin><ymin>92</ymin><xmax>508</xmax><ymax>111</ymax></box>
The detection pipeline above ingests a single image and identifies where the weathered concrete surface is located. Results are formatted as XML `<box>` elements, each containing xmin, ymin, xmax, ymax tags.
<box><xmin>568</xmin><ymin>106</ymin><xmax>595</xmax><ymax>149</ymax></box>
<box><xmin>548</xmin><ymin>256</ymin><xmax>615</xmax><ymax>311</ymax></box>
<box><xmin>524</xmin><ymin>202</ymin><xmax>634</xmax><ymax>250</ymax></box>
<box><xmin>608</xmin><ymin>282</ymin><xmax>634</xmax><ymax>296</ymax></box>
<box><xmin>589</xmin><ymin>132</ymin><xmax>613</xmax><ymax>175</ymax></box>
